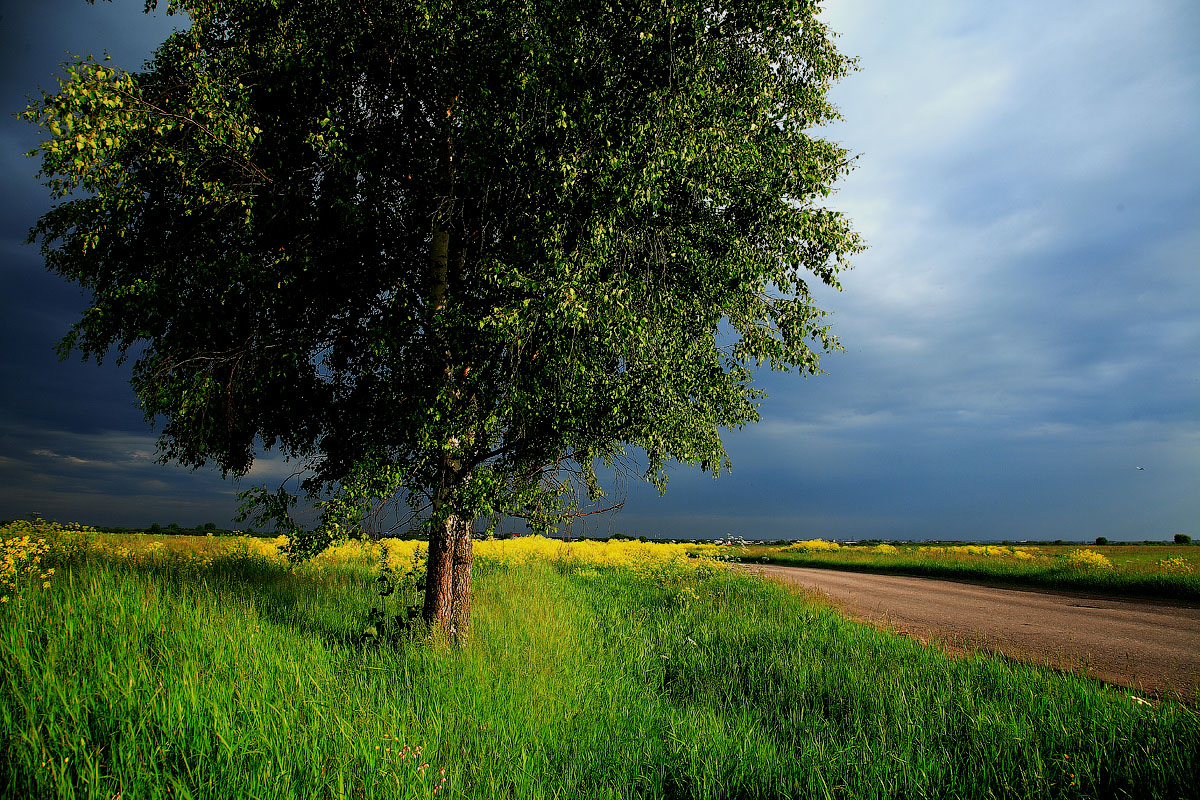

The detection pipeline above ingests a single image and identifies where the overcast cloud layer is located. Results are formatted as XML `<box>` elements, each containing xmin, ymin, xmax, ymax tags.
<box><xmin>2</xmin><ymin>0</ymin><xmax>1197</xmax><ymax>540</ymax></box>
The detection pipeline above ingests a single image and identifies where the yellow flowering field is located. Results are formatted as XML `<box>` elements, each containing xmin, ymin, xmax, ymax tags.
<box><xmin>780</xmin><ymin>539</ymin><xmax>842</xmax><ymax>553</ymax></box>
<box><xmin>477</xmin><ymin>535</ymin><xmax>724</xmax><ymax>572</ymax></box>
<box><xmin>917</xmin><ymin>544</ymin><xmax>1037</xmax><ymax>560</ymax></box>
<box><xmin>9</xmin><ymin>517</ymin><xmax>1193</xmax><ymax>604</ymax></box>
<box><xmin>298</xmin><ymin>533</ymin><xmax>728</xmax><ymax>582</ymax></box>
<box><xmin>2</xmin><ymin>522</ymin><xmax>728</xmax><ymax>598</ymax></box>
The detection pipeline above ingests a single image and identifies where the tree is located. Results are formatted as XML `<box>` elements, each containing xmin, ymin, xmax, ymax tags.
<box><xmin>24</xmin><ymin>0</ymin><xmax>861</xmax><ymax>638</ymax></box>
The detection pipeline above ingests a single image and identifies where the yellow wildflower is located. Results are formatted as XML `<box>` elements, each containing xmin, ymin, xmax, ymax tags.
<box><xmin>781</xmin><ymin>539</ymin><xmax>841</xmax><ymax>553</ymax></box>
<box><xmin>1062</xmin><ymin>549</ymin><xmax>1114</xmax><ymax>571</ymax></box>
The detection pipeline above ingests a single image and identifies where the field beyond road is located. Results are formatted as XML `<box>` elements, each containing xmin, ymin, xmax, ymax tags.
<box><xmin>737</xmin><ymin>540</ymin><xmax>1200</xmax><ymax>601</ymax></box>
<box><xmin>749</xmin><ymin>564</ymin><xmax>1200</xmax><ymax>702</ymax></box>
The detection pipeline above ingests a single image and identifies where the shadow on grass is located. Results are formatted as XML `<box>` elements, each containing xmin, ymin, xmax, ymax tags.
<box><xmin>77</xmin><ymin>551</ymin><xmax>427</xmax><ymax>652</ymax></box>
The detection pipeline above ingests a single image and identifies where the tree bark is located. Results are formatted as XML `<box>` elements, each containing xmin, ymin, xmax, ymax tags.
<box><xmin>423</xmin><ymin>513</ymin><xmax>455</xmax><ymax>631</ymax></box>
<box><xmin>422</xmin><ymin>110</ymin><xmax>456</xmax><ymax>634</ymax></box>
<box><xmin>422</xmin><ymin>214</ymin><xmax>455</xmax><ymax>635</ymax></box>
<box><xmin>422</xmin><ymin>512</ymin><xmax>473</xmax><ymax>642</ymax></box>
<box><xmin>450</xmin><ymin>515</ymin><xmax>473</xmax><ymax>640</ymax></box>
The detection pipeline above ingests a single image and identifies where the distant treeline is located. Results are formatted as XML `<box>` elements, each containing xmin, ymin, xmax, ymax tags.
<box><xmin>771</xmin><ymin>537</ymin><xmax>1194</xmax><ymax>547</ymax></box>
<box><xmin>0</xmin><ymin>521</ymin><xmax>1190</xmax><ymax>546</ymax></box>
<box><xmin>0</xmin><ymin>520</ymin><xmax>259</xmax><ymax>538</ymax></box>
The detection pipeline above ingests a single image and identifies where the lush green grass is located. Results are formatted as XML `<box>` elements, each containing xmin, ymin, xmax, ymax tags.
<box><xmin>737</xmin><ymin>543</ymin><xmax>1200</xmax><ymax>602</ymax></box>
<box><xmin>1</xmin><ymin>541</ymin><xmax>1197</xmax><ymax>799</ymax></box>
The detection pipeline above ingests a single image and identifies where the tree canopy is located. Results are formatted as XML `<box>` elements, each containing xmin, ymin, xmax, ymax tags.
<box><xmin>25</xmin><ymin>0</ymin><xmax>861</xmax><ymax>634</ymax></box>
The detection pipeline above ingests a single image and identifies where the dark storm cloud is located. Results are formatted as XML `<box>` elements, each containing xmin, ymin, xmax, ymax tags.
<box><xmin>1</xmin><ymin>0</ymin><xmax>1196</xmax><ymax>538</ymax></box>
<box><xmin>0</xmin><ymin>423</ymin><xmax>234</xmax><ymax>525</ymax></box>
<box><xmin>614</xmin><ymin>0</ymin><xmax>1200</xmax><ymax>541</ymax></box>
<box><xmin>0</xmin><ymin>0</ymin><xmax>210</xmax><ymax>525</ymax></box>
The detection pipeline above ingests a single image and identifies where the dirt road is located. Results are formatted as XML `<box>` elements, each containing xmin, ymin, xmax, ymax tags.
<box><xmin>747</xmin><ymin>564</ymin><xmax>1200</xmax><ymax>701</ymax></box>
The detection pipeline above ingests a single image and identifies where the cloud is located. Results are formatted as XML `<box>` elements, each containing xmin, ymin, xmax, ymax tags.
<box><xmin>0</xmin><ymin>425</ymin><xmax>238</xmax><ymax>525</ymax></box>
<box><xmin>241</xmin><ymin>451</ymin><xmax>304</xmax><ymax>481</ymax></box>
<box><xmin>799</xmin><ymin>0</ymin><xmax>1200</xmax><ymax>453</ymax></box>
<box><xmin>14</xmin><ymin>429</ymin><xmax>158</xmax><ymax>470</ymax></box>
<box><xmin>1</xmin><ymin>0</ymin><xmax>1196</xmax><ymax>540</ymax></box>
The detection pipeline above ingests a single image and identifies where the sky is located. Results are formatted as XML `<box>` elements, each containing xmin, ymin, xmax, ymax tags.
<box><xmin>1</xmin><ymin>0</ymin><xmax>1197</xmax><ymax>541</ymax></box>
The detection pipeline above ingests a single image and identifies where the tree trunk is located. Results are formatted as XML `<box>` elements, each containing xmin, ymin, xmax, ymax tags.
<box><xmin>423</xmin><ymin>135</ymin><xmax>456</xmax><ymax>635</ymax></box>
<box><xmin>450</xmin><ymin>516</ymin><xmax>473</xmax><ymax>639</ymax></box>
<box><xmin>423</xmin><ymin>81</ymin><xmax>468</xmax><ymax>640</ymax></box>
<box><xmin>423</xmin><ymin>514</ymin><xmax>455</xmax><ymax>632</ymax></box>
<box><xmin>422</xmin><ymin>512</ymin><xmax>473</xmax><ymax>642</ymax></box>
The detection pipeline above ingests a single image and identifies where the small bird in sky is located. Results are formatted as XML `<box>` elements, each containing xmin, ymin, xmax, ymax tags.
<box><xmin>1136</xmin><ymin>466</ymin><xmax>1145</xmax><ymax>470</ymax></box>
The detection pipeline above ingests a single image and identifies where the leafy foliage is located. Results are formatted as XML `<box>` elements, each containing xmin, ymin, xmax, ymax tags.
<box><xmin>24</xmin><ymin>1</ymin><xmax>860</xmax><ymax>549</ymax></box>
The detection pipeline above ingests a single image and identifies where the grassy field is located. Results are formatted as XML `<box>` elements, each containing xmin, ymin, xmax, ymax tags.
<box><xmin>1</xmin><ymin>523</ymin><xmax>1197</xmax><ymax>799</ymax></box>
<box><xmin>735</xmin><ymin>540</ymin><xmax>1200</xmax><ymax>601</ymax></box>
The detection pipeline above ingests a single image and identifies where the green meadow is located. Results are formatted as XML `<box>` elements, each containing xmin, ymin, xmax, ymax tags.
<box><xmin>1</xmin><ymin>525</ymin><xmax>1197</xmax><ymax>799</ymax></box>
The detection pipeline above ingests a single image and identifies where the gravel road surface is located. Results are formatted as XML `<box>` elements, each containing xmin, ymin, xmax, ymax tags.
<box><xmin>748</xmin><ymin>564</ymin><xmax>1200</xmax><ymax>701</ymax></box>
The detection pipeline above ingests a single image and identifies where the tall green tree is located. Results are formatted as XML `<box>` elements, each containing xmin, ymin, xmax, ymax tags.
<box><xmin>25</xmin><ymin>0</ymin><xmax>861</xmax><ymax>636</ymax></box>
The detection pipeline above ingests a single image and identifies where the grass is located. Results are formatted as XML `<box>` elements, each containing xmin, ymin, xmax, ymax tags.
<box><xmin>0</xmin><ymin>525</ymin><xmax>1197</xmax><ymax>799</ymax></box>
<box><xmin>735</xmin><ymin>541</ymin><xmax>1200</xmax><ymax>602</ymax></box>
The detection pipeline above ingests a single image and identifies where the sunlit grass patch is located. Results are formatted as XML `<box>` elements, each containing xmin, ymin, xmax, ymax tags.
<box><xmin>3</xmin><ymin>531</ymin><xmax>1198</xmax><ymax>799</ymax></box>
